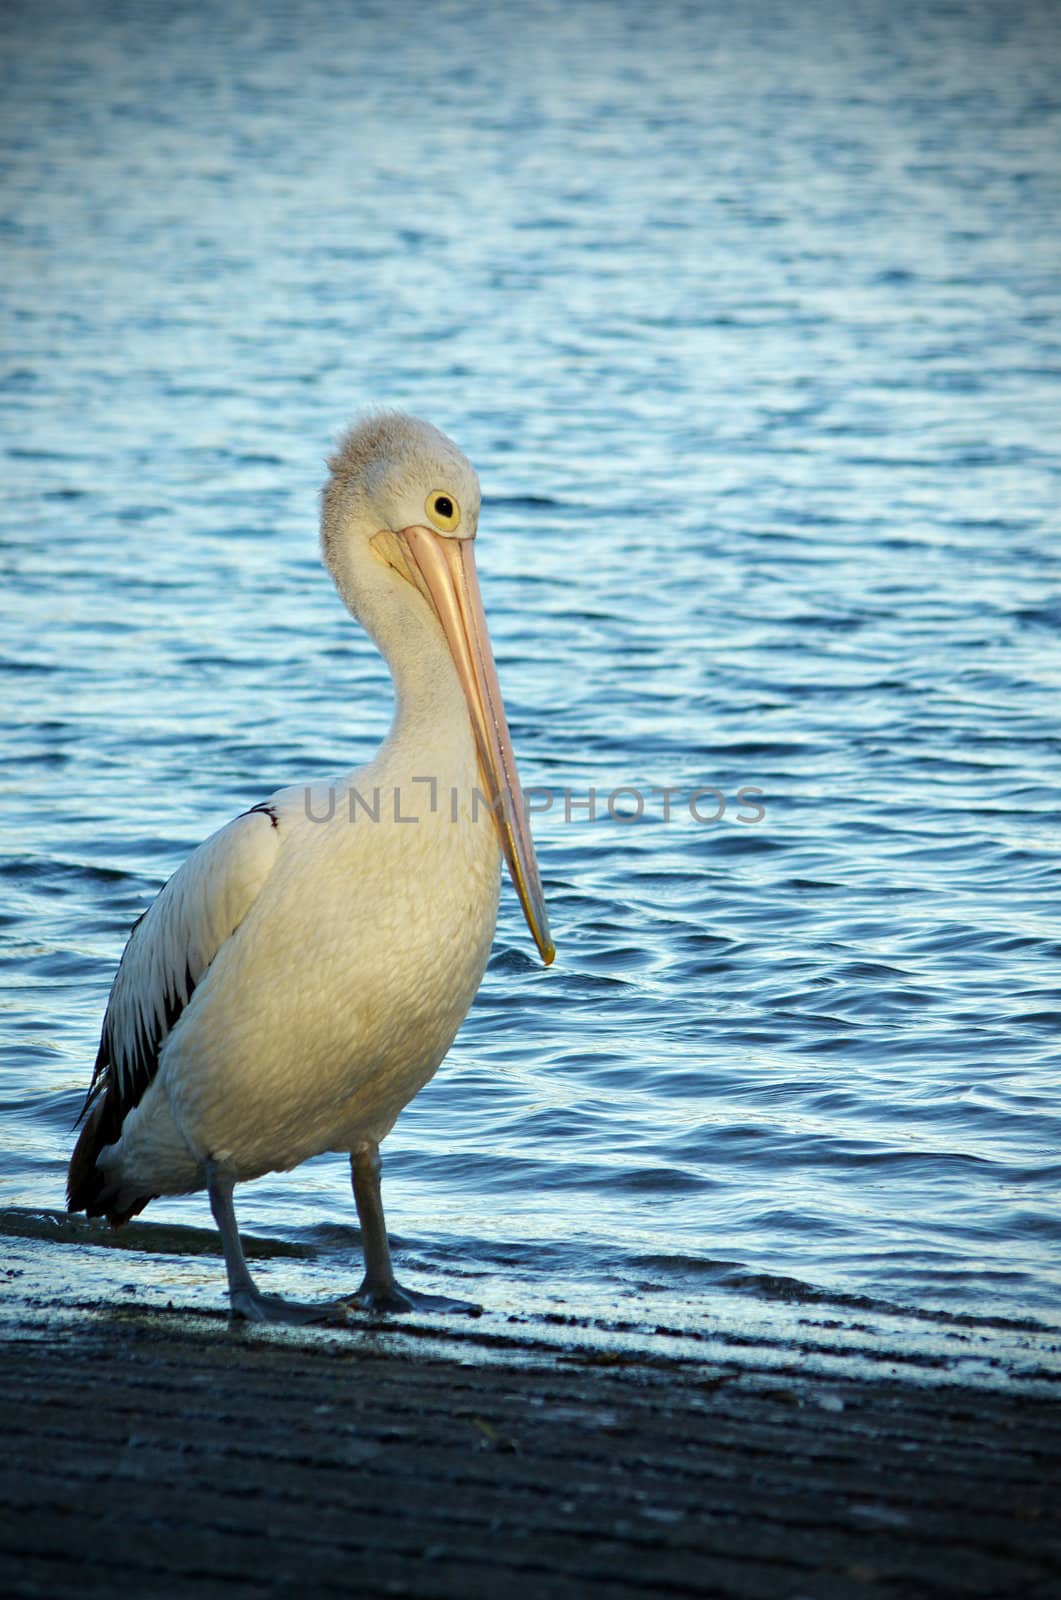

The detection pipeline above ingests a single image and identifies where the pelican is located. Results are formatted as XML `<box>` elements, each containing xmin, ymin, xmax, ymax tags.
<box><xmin>67</xmin><ymin>413</ymin><xmax>554</xmax><ymax>1322</ymax></box>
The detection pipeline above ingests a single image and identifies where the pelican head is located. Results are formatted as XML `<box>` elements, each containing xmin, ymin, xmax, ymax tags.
<box><xmin>321</xmin><ymin>412</ymin><xmax>554</xmax><ymax>966</ymax></box>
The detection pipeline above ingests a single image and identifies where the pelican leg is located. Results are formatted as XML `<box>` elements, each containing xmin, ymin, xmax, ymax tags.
<box><xmin>345</xmin><ymin>1142</ymin><xmax>480</xmax><ymax>1316</ymax></box>
<box><xmin>206</xmin><ymin>1158</ymin><xmax>270</xmax><ymax>1321</ymax></box>
<box><xmin>206</xmin><ymin>1158</ymin><xmax>335</xmax><ymax>1325</ymax></box>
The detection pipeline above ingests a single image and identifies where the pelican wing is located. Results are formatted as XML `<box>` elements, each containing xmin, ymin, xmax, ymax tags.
<box><xmin>83</xmin><ymin>802</ymin><xmax>282</xmax><ymax>1124</ymax></box>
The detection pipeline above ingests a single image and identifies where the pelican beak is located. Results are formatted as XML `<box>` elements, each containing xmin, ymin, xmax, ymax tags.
<box><xmin>374</xmin><ymin>524</ymin><xmax>555</xmax><ymax>966</ymax></box>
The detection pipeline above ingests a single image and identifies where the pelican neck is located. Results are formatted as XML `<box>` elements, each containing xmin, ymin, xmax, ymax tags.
<box><xmin>374</xmin><ymin>610</ymin><xmax>477</xmax><ymax>783</ymax></box>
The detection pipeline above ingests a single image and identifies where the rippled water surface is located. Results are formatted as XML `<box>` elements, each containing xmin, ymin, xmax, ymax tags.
<box><xmin>2</xmin><ymin>0</ymin><xmax>1060</xmax><ymax>1365</ymax></box>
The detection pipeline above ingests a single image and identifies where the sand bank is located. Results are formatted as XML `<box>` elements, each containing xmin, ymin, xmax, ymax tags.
<box><xmin>1</xmin><ymin>1287</ymin><xmax>1058</xmax><ymax>1599</ymax></box>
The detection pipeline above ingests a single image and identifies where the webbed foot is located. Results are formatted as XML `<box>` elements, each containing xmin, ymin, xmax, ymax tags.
<box><xmin>230</xmin><ymin>1289</ymin><xmax>349</xmax><ymax>1326</ymax></box>
<box><xmin>342</xmin><ymin>1280</ymin><xmax>482</xmax><ymax>1317</ymax></box>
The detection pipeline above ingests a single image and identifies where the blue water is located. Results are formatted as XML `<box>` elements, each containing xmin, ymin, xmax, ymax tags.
<box><xmin>2</xmin><ymin>0</ymin><xmax>1060</xmax><ymax>1371</ymax></box>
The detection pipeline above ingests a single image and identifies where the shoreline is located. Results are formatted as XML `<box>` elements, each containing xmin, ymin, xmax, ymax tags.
<box><xmin>2</xmin><ymin>1206</ymin><xmax>1058</xmax><ymax>1393</ymax></box>
<box><xmin>1</xmin><ymin>1222</ymin><xmax>1059</xmax><ymax>1597</ymax></box>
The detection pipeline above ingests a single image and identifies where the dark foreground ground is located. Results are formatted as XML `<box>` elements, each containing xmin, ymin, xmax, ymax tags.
<box><xmin>1</xmin><ymin>1309</ymin><xmax>1059</xmax><ymax>1600</ymax></box>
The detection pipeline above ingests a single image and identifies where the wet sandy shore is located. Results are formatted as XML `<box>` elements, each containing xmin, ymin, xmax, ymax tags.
<box><xmin>2</xmin><ymin>1297</ymin><xmax>1059</xmax><ymax>1600</ymax></box>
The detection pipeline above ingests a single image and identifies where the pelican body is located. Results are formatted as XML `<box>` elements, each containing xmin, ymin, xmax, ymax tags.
<box><xmin>68</xmin><ymin>414</ymin><xmax>553</xmax><ymax>1320</ymax></box>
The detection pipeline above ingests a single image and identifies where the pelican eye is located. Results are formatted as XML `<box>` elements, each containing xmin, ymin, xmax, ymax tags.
<box><xmin>426</xmin><ymin>490</ymin><xmax>460</xmax><ymax>532</ymax></box>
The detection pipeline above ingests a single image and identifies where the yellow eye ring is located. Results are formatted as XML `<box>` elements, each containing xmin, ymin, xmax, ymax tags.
<box><xmin>425</xmin><ymin>489</ymin><xmax>461</xmax><ymax>532</ymax></box>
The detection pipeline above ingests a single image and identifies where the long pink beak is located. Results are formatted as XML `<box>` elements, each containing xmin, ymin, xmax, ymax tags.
<box><xmin>389</xmin><ymin>524</ymin><xmax>555</xmax><ymax>966</ymax></box>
